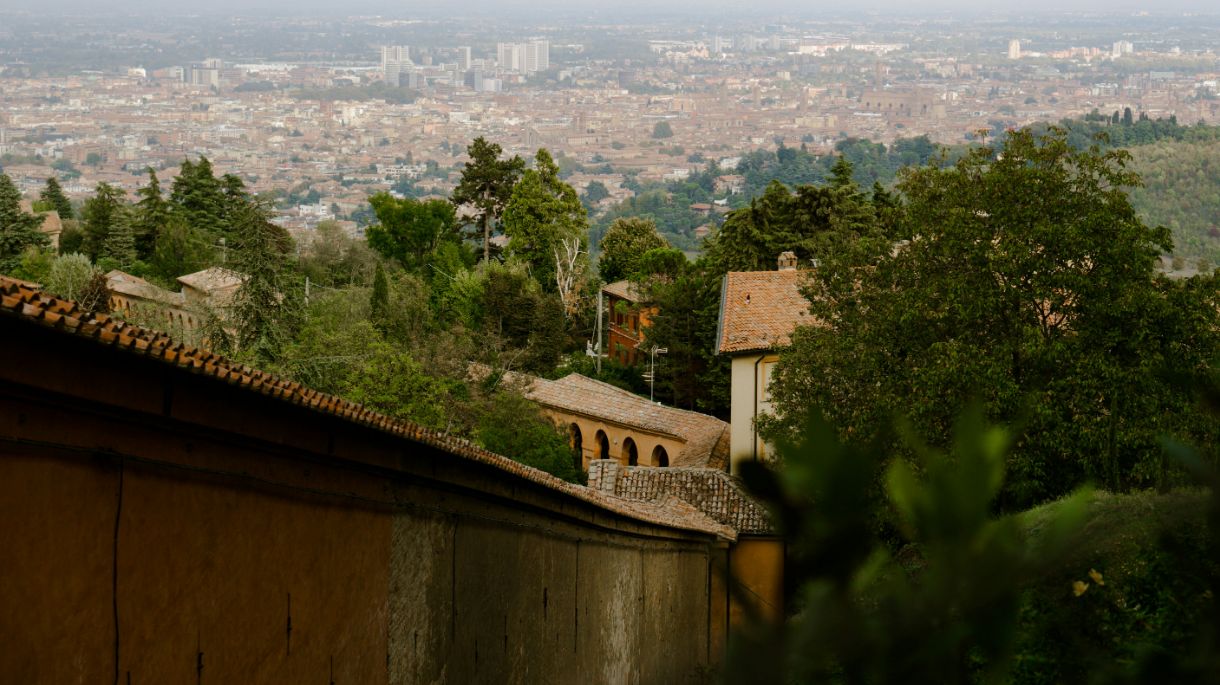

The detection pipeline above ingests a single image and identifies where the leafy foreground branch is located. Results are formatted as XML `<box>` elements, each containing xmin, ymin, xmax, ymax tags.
<box><xmin>726</xmin><ymin>405</ymin><xmax>1219</xmax><ymax>684</ymax></box>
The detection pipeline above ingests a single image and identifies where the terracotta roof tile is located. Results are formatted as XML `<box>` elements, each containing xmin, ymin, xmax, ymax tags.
<box><xmin>716</xmin><ymin>269</ymin><xmax>814</xmax><ymax>354</ymax></box>
<box><xmin>600</xmin><ymin>279</ymin><xmax>646</xmax><ymax>303</ymax></box>
<box><xmin>0</xmin><ymin>275</ymin><xmax>731</xmax><ymax>540</ymax></box>
<box><xmin>589</xmin><ymin>461</ymin><xmax>774</xmax><ymax>535</ymax></box>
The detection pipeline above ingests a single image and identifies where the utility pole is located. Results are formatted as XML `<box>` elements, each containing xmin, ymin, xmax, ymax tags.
<box><xmin>649</xmin><ymin>346</ymin><xmax>667</xmax><ymax>403</ymax></box>
<box><xmin>595</xmin><ymin>288</ymin><xmax>603</xmax><ymax>375</ymax></box>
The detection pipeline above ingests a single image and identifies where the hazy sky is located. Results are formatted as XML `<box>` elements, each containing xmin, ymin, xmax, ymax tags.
<box><xmin>6</xmin><ymin>0</ymin><xmax>1220</xmax><ymax>15</ymax></box>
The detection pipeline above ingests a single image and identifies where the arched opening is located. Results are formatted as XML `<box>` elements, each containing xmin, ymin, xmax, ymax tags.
<box><xmin>623</xmin><ymin>437</ymin><xmax>638</xmax><ymax>466</ymax></box>
<box><xmin>652</xmin><ymin>445</ymin><xmax>669</xmax><ymax>468</ymax></box>
<box><xmin>569</xmin><ymin>424</ymin><xmax>583</xmax><ymax>471</ymax></box>
<box><xmin>595</xmin><ymin>430</ymin><xmax>610</xmax><ymax>460</ymax></box>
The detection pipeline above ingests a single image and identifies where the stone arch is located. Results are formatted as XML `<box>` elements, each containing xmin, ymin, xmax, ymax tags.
<box><xmin>569</xmin><ymin>424</ymin><xmax>583</xmax><ymax>471</ymax></box>
<box><xmin>652</xmin><ymin>445</ymin><xmax>669</xmax><ymax>467</ymax></box>
<box><xmin>595</xmin><ymin>430</ymin><xmax>610</xmax><ymax>460</ymax></box>
<box><xmin>623</xmin><ymin>437</ymin><xmax>638</xmax><ymax>466</ymax></box>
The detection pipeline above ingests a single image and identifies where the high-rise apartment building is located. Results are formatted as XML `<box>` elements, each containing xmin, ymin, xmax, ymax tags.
<box><xmin>1111</xmin><ymin>40</ymin><xmax>1134</xmax><ymax>58</ymax></box>
<box><xmin>498</xmin><ymin>40</ymin><xmax>549</xmax><ymax>74</ymax></box>
<box><xmin>497</xmin><ymin>42</ymin><xmax>524</xmax><ymax>71</ymax></box>
<box><xmin>381</xmin><ymin>45</ymin><xmax>413</xmax><ymax>86</ymax></box>
<box><xmin>1007</xmin><ymin>39</ymin><xmax>1021</xmax><ymax>60</ymax></box>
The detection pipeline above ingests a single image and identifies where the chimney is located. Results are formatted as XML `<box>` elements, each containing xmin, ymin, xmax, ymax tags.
<box><xmin>588</xmin><ymin>459</ymin><xmax>621</xmax><ymax>494</ymax></box>
<box><xmin>777</xmin><ymin>251</ymin><xmax>797</xmax><ymax>270</ymax></box>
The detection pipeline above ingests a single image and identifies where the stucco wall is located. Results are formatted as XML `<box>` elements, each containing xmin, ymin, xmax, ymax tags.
<box><xmin>0</xmin><ymin>319</ymin><xmax>722</xmax><ymax>684</ymax></box>
<box><xmin>729</xmin><ymin>354</ymin><xmax>779</xmax><ymax>474</ymax></box>
<box><xmin>542</xmin><ymin>408</ymin><xmax>684</xmax><ymax>471</ymax></box>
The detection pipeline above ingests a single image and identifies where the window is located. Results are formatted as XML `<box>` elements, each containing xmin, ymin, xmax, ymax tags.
<box><xmin>652</xmin><ymin>445</ymin><xmax>669</xmax><ymax>467</ymax></box>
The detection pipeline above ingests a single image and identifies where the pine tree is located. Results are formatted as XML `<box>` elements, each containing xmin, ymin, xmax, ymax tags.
<box><xmin>230</xmin><ymin>198</ymin><xmax>295</xmax><ymax>363</ymax></box>
<box><xmin>452</xmin><ymin>137</ymin><xmax>525</xmax><ymax>262</ymax></box>
<box><xmin>134</xmin><ymin>168</ymin><xmax>170</xmax><ymax>260</ymax></box>
<box><xmin>830</xmin><ymin>155</ymin><xmax>856</xmax><ymax>189</ymax></box>
<box><xmin>39</xmin><ymin>177</ymin><xmax>73</xmax><ymax>219</ymax></box>
<box><xmin>81</xmin><ymin>182</ymin><xmax>127</xmax><ymax>261</ymax></box>
<box><xmin>219</xmin><ymin>173</ymin><xmax>250</xmax><ymax>240</ymax></box>
<box><xmin>501</xmin><ymin>148</ymin><xmax>588</xmax><ymax>291</ymax></box>
<box><xmin>101</xmin><ymin>210</ymin><xmax>137</xmax><ymax>268</ymax></box>
<box><xmin>170</xmin><ymin>157</ymin><xmax>226</xmax><ymax>238</ymax></box>
<box><xmin>0</xmin><ymin>173</ymin><xmax>48</xmax><ymax>273</ymax></box>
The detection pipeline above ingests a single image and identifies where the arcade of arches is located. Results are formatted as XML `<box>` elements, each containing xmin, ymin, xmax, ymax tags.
<box><xmin>566</xmin><ymin>420</ymin><xmax>678</xmax><ymax>471</ymax></box>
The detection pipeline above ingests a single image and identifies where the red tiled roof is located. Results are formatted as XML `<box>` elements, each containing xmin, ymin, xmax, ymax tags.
<box><xmin>523</xmin><ymin>373</ymin><xmax>730</xmax><ymax>469</ymax></box>
<box><xmin>0</xmin><ymin>275</ymin><xmax>734</xmax><ymax>540</ymax></box>
<box><xmin>600</xmin><ymin>279</ymin><xmax>646</xmax><ymax>303</ymax></box>
<box><xmin>589</xmin><ymin>461</ymin><xmax>774</xmax><ymax>535</ymax></box>
<box><xmin>716</xmin><ymin>269</ymin><xmax>813</xmax><ymax>354</ymax></box>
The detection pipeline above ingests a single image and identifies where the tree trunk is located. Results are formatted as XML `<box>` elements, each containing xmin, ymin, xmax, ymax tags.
<box><xmin>482</xmin><ymin>212</ymin><xmax>490</xmax><ymax>262</ymax></box>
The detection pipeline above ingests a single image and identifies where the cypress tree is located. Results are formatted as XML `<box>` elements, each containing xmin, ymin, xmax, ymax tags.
<box><xmin>170</xmin><ymin>157</ymin><xmax>226</xmax><ymax>238</ymax></box>
<box><xmin>40</xmin><ymin>177</ymin><xmax>73</xmax><ymax>219</ymax></box>
<box><xmin>230</xmin><ymin>198</ymin><xmax>295</xmax><ymax>363</ymax></box>
<box><xmin>0</xmin><ymin>173</ymin><xmax>48</xmax><ymax>273</ymax></box>
<box><xmin>102</xmin><ymin>210</ymin><xmax>137</xmax><ymax>268</ymax></box>
<box><xmin>830</xmin><ymin>156</ymin><xmax>857</xmax><ymax>189</ymax></box>
<box><xmin>134</xmin><ymin>168</ymin><xmax>170</xmax><ymax>260</ymax></box>
<box><xmin>81</xmin><ymin>182</ymin><xmax>127</xmax><ymax>261</ymax></box>
<box><xmin>219</xmin><ymin>173</ymin><xmax>251</xmax><ymax>241</ymax></box>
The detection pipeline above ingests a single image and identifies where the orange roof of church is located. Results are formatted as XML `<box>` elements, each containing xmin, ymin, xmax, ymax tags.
<box><xmin>716</xmin><ymin>269</ymin><xmax>813</xmax><ymax>354</ymax></box>
<box><xmin>0</xmin><ymin>275</ymin><xmax>736</xmax><ymax>541</ymax></box>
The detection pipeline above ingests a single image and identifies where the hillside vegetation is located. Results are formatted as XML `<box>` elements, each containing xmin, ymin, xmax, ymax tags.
<box><xmin>1015</xmin><ymin>489</ymin><xmax>1215</xmax><ymax>683</ymax></box>
<box><xmin>1127</xmin><ymin>139</ymin><xmax>1220</xmax><ymax>265</ymax></box>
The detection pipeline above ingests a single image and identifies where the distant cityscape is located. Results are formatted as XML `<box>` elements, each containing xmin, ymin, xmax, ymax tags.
<box><xmin>1</xmin><ymin>12</ymin><xmax>1217</xmax><ymax>237</ymax></box>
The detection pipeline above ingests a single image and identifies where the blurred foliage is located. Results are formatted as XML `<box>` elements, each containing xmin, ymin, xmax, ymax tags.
<box><xmin>728</xmin><ymin>407</ymin><xmax>1092</xmax><ymax>684</ymax></box>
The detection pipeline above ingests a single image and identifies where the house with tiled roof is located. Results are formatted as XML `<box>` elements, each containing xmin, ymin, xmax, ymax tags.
<box><xmin>18</xmin><ymin>200</ymin><xmax>63</xmax><ymax>251</ymax></box>
<box><xmin>601</xmin><ymin>279</ymin><xmax>655</xmax><ymax>366</ymax></box>
<box><xmin>715</xmin><ymin>251</ymin><xmax>815</xmax><ymax>473</ymax></box>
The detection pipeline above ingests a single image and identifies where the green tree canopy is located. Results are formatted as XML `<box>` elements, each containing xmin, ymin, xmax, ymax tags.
<box><xmin>152</xmin><ymin>215</ymin><xmax>213</xmax><ymax>280</ymax></box>
<box><xmin>0</xmin><ymin>173</ymin><xmax>48</xmax><ymax>274</ymax></box>
<box><xmin>651</xmin><ymin>121</ymin><xmax>674</xmax><ymax>139</ymax></box>
<box><xmin>639</xmin><ymin>256</ymin><xmax>730</xmax><ymax>414</ymax></box>
<box><xmin>80</xmin><ymin>182</ymin><xmax>127</xmax><ymax>261</ymax></box>
<box><xmin>502</xmin><ymin>148</ymin><xmax>589</xmax><ymax>291</ymax></box>
<box><xmin>704</xmin><ymin>178</ymin><xmax>880</xmax><ymax>273</ymax></box>
<box><xmin>597</xmin><ymin>217</ymin><xmax>668</xmax><ymax>283</ymax></box>
<box><xmin>365</xmin><ymin>193</ymin><xmax>464</xmax><ymax>271</ymax></box>
<box><xmin>39</xmin><ymin>176</ymin><xmax>73</xmax><ymax>219</ymax></box>
<box><xmin>230</xmin><ymin>199</ymin><xmax>297</xmax><ymax>363</ymax></box>
<box><xmin>451</xmin><ymin>137</ymin><xmax>524</xmax><ymax>262</ymax></box>
<box><xmin>170</xmin><ymin>157</ymin><xmax>226</xmax><ymax>238</ymax></box>
<box><xmin>581</xmin><ymin>180</ymin><xmax>610</xmax><ymax>208</ymax></box>
<box><xmin>766</xmin><ymin>127</ymin><xmax>1220</xmax><ymax>508</ymax></box>
<box><xmin>133</xmin><ymin>168</ymin><xmax>169</xmax><ymax>261</ymax></box>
